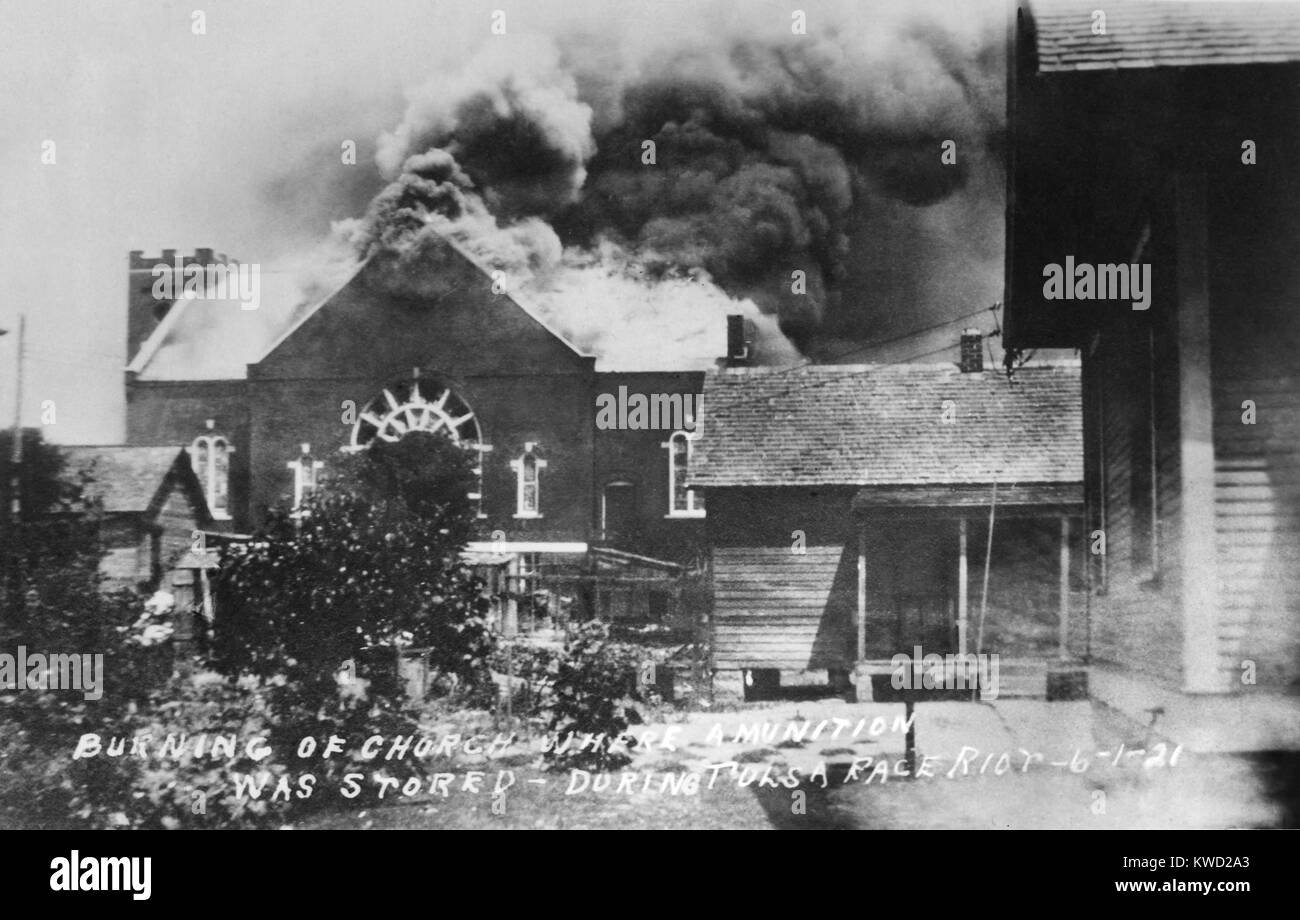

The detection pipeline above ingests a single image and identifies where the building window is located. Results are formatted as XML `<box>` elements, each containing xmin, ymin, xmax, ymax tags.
<box><xmin>469</xmin><ymin>445</ymin><xmax>488</xmax><ymax>519</ymax></box>
<box><xmin>350</xmin><ymin>380</ymin><xmax>481</xmax><ymax>448</ymax></box>
<box><xmin>286</xmin><ymin>443</ymin><xmax>324</xmax><ymax>510</ymax></box>
<box><xmin>520</xmin><ymin>453</ymin><xmax>539</xmax><ymax>514</ymax></box>
<box><xmin>510</xmin><ymin>443</ymin><xmax>546</xmax><ymax>518</ymax></box>
<box><xmin>191</xmin><ymin>434</ymin><xmax>231</xmax><ymax>519</ymax></box>
<box><xmin>349</xmin><ymin>379</ymin><xmax>488</xmax><ymax>515</ymax></box>
<box><xmin>666</xmin><ymin>431</ymin><xmax>705</xmax><ymax>517</ymax></box>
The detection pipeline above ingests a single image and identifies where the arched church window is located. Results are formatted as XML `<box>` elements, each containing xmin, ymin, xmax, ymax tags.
<box><xmin>349</xmin><ymin>381</ymin><xmax>481</xmax><ymax>448</ymax></box>
<box><xmin>349</xmin><ymin>380</ymin><xmax>489</xmax><ymax>515</ymax></box>
<box><xmin>666</xmin><ymin>430</ymin><xmax>704</xmax><ymax>517</ymax></box>
<box><xmin>511</xmin><ymin>443</ymin><xmax>546</xmax><ymax>518</ymax></box>
<box><xmin>191</xmin><ymin>434</ymin><xmax>231</xmax><ymax>519</ymax></box>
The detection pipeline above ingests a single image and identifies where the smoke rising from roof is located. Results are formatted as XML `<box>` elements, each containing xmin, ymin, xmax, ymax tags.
<box><xmin>303</xmin><ymin>0</ymin><xmax>1006</xmax><ymax>368</ymax></box>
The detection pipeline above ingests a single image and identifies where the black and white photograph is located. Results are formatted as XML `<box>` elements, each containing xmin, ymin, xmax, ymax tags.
<box><xmin>0</xmin><ymin>0</ymin><xmax>1296</xmax><ymax>871</ymax></box>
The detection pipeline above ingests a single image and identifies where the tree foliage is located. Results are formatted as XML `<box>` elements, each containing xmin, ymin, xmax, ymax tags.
<box><xmin>0</xmin><ymin>431</ymin><xmax>181</xmax><ymax>828</ymax></box>
<box><xmin>215</xmin><ymin>430</ymin><xmax>494</xmax><ymax>707</ymax></box>
<box><xmin>0</xmin><ymin>428</ymin><xmax>496</xmax><ymax>828</ymax></box>
<box><xmin>500</xmin><ymin>623</ymin><xmax>647</xmax><ymax>771</ymax></box>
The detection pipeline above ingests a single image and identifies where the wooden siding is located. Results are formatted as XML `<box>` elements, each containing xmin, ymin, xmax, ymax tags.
<box><xmin>1213</xmin><ymin>375</ymin><xmax>1300</xmax><ymax>691</ymax></box>
<box><xmin>708</xmin><ymin>489</ymin><xmax>861</xmax><ymax>669</ymax></box>
<box><xmin>1007</xmin><ymin>49</ymin><xmax>1300</xmax><ymax>695</ymax></box>
<box><xmin>1212</xmin><ymin>422</ymin><xmax>1300</xmax><ymax>689</ymax></box>
<box><xmin>1079</xmin><ymin>173</ymin><xmax>1300</xmax><ymax>694</ymax></box>
<box><xmin>1208</xmin><ymin>160</ymin><xmax>1300</xmax><ymax>692</ymax></box>
<box><xmin>1082</xmin><ymin>246</ymin><xmax>1185</xmax><ymax>689</ymax></box>
<box><xmin>708</xmin><ymin>490</ymin><xmax>1082</xmax><ymax>669</ymax></box>
<box><xmin>711</xmin><ymin>545</ymin><xmax>854</xmax><ymax>669</ymax></box>
<box><xmin>157</xmin><ymin>480</ymin><xmax>204</xmax><ymax>572</ymax></box>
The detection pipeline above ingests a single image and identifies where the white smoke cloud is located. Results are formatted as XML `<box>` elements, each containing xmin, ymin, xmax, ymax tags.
<box><xmin>523</xmin><ymin>240</ymin><xmax>801</xmax><ymax>370</ymax></box>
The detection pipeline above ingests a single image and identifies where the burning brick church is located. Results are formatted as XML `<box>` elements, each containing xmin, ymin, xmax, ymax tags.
<box><xmin>122</xmin><ymin>241</ymin><xmax>729</xmax><ymax>585</ymax></box>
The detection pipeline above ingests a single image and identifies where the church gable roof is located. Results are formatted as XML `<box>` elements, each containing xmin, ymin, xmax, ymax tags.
<box><xmin>253</xmin><ymin>235</ymin><xmax>593</xmax><ymax>379</ymax></box>
<box><xmin>128</xmin><ymin>233</ymin><xmax>592</xmax><ymax>382</ymax></box>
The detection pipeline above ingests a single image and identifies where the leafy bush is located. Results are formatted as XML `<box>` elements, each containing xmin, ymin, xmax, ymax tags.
<box><xmin>505</xmin><ymin>624</ymin><xmax>646</xmax><ymax>771</ymax></box>
<box><xmin>0</xmin><ymin>433</ymin><xmax>188</xmax><ymax>827</ymax></box>
<box><xmin>215</xmin><ymin>430</ymin><xmax>494</xmax><ymax>712</ymax></box>
<box><xmin>0</xmin><ymin>429</ymin><xmax>468</xmax><ymax>828</ymax></box>
<box><xmin>0</xmin><ymin>672</ymin><xmax>288</xmax><ymax>829</ymax></box>
<box><xmin>0</xmin><ymin>666</ymin><xmax>434</xmax><ymax>829</ymax></box>
<box><xmin>0</xmin><ymin>538</ymin><xmax>290</xmax><ymax>830</ymax></box>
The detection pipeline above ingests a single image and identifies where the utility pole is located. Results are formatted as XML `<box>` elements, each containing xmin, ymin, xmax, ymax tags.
<box><xmin>1</xmin><ymin>315</ymin><xmax>22</xmax><ymax>620</ymax></box>
<box><xmin>5</xmin><ymin>314</ymin><xmax>24</xmax><ymax>522</ymax></box>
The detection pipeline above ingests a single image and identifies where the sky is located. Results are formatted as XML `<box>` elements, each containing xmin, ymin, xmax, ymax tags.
<box><xmin>0</xmin><ymin>0</ymin><xmax>1014</xmax><ymax>445</ymax></box>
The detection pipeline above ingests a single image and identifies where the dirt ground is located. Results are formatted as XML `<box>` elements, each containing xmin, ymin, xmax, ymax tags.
<box><xmin>300</xmin><ymin>697</ymin><xmax>1299</xmax><ymax>829</ymax></box>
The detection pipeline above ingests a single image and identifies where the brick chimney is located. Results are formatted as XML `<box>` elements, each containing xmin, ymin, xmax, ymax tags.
<box><xmin>959</xmin><ymin>328</ymin><xmax>984</xmax><ymax>373</ymax></box>
<box><xmin>724</xmin><ymin>314</ymin><xmax>754</xmax><ymax>367</ymax></box>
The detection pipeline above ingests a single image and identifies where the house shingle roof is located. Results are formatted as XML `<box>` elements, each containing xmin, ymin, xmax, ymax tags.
<box><xmin>690</xmin><ymin>363</ymin><xmax>1082</xmax><ymax>488</ymax></box>
<box><xmin>58</xmin><ymin>446</ymin><xmax>193</xmax><ymax>513</ymax></box>
<box><xmin>1026</xmin><ymin>0</ymin><xmax>1300</xmax><ymax>72</ymax></box>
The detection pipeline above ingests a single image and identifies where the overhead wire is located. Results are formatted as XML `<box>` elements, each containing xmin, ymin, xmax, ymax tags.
<box><xmin>707</xmin><ymin>303</ymin><xmax>1006</xmax><ymax>413</ymax></box>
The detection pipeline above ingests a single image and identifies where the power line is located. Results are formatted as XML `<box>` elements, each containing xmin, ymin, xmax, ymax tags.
<box><xmin>23</xmin><ymin>356</ymin><xmax>90</xmax><ymax>371</ymax></box>
<box><xmin>746</xmin><ymin>303</ymin><xmax>996</xmax><ymax>390</ymax></box>
<box><xmin>25</xmin><ymin>352</ymin><xmax>122</xmax><ymax>370</ymax></box>
<box><xmin>819</xmin><ymin>303</ymin><xmax>1000</xmax><ymax>364</ymax></box>
<box><xmin>702</xmin><ymin>336</ymin><xmax>975</xmax><ymax>414</ymax></box>
<box><xmin>25</xmin><ymin>342</ymin><xmax>124</xmax><ymax>364</ymax></box>
<box><xmin>707</xmin><ymin>306</ymin><xmax>1004</xmax><ymax>412</ymax></box>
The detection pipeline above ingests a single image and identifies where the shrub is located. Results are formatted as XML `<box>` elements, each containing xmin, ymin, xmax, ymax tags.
<box><xmin>215</xmin><ymin>430</ymin><xmax>494</xmax><ymax>712</ymax></box>
<box><xmin>0</xmin><ymin>436</ymin><xmax>194</xmax><ymax>827</ymax></box>
<box><xmin>0</xmin><ymin>430</ymin><xmax>450</xmax><ymax>829</ymax></box>
<box><xmin>0</xmin><ymin>665</ymin><xmax>437</xmax><ymax>830</ymax></box>
<box><xmin>507</xmin><ymin>623</ymin><xmax>646</xmax><ymax>771</ymax></box>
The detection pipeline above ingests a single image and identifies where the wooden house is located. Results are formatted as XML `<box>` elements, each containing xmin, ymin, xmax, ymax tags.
<box><xmin>690</xmin><ymin>334</ymin><xmax>1084</xmax><ymax>698</ymax></box>
<box><xmin>55</xmin><ymin>446</ymin><xmax>213</xmax><ymax>593</ymax></box>
<box><xmin>1004</xmin><ymin>1</ymin><xmax>1300</xmax><ymax>725</ymax></box>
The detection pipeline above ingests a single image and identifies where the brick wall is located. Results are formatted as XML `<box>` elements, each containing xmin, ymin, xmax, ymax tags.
<box><xmin>594</xmin><ymin>371</ymin><xmax>706</xmax><ymax>562</ymax></box>
<box><xmin>126</xmin><ymin>380</ymin><xmax>249</xmax><ymax>531</ymax></box>
<box><xmin>126</xmin><ymin>245</ymin><xmax>715</xmax><ymax>563</ymax></box>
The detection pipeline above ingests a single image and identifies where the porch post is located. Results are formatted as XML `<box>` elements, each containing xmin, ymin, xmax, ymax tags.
<box><xmin>1175</xmin><ymin>171</ymin><xmax>1221</xmax><ymax>694</ymax></box>
<box><xmin>199</xmin><ymin>566</ymin><xmax>214</xmax><ymax>623</ymax></box>
<box><xmin>856</xmin><ymin>525</ymin><xmax>866</xmax><ymax>663</ymax></box>
<box><xmin>1058</xmin><ymin>515</ymin><xmax>1070</xmax><ymax>659</ymax></box>
<box><xmin>957</xmin><ymin>517</ymin><xmax>968</xmax><ymax>656</ymax></box>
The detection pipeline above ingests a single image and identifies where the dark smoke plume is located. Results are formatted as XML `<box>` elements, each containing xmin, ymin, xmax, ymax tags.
<box><xmin>316</xmin><ymin>1</ymin><xmax>1005</xmax><ymax>367</ymax></box>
